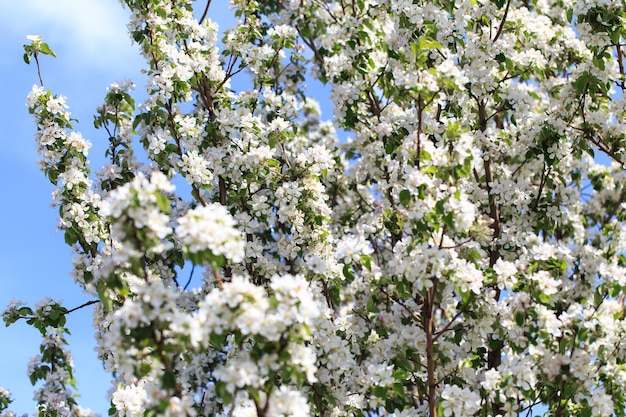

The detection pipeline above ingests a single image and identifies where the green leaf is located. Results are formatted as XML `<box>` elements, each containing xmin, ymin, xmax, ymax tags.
<box><xmin>18</xmin><ymin>307</ymin><xmax>33</xmax><ymax>317</ymax></box>
<box><xmin>210</xmin><ymin>254</ymin><xmax>227</xmax><ymax>269</ymax></box>
<box><xmin>574</xmin><ymin>72</ymin><xmax>589</xmax><ymax>94</ymax></box>
<box><xmin>576</xmin><ymin>328</ymin><xmax>589</xmax><ymax>344</ymax></box>
<box><xmin>443</xmin><ymin>213</ymin><xmax>455</xmax><ymax>230</ymax></box>
<box><xmin>458</xmin><ymin>286</ymin><xmax>471</xmax><ymax>304</ymax></box>
<box><xmin>392</xmin><ymin>382</ymin><xmax>404</xmax><ymax>396</ymax></box>
<box><xmin>580</xmin><ymin>408</ymin><xmax>592</xmax><ymax>417</ymax></box>
<box><xmin>210</xmin><ymin>333</ymin><xmax>226</xmax><ymax>346</ymax></box>
<box><xmin>409</xmin><ymin>42</ymin><xmax>420</xmax><ymax>59</ymax></box>
<box><xmin>282</xmin><ymin>364</ymin><xmax>294</xmax><ymax>382</ymax></box>
<box><xmin>155</xmin><ymin>192</ymin><xmax>171</xmax><ymax>213</ymax></box>
<box><xmin>343</xmin><ymin>264</ymin><xmax>354</xmax><ymax>280</ymax></box>
<box><xmin>593</xmin><ymin>56</ymin><xmax>605</xmax><ymax>71</ymax></box>
<box><xmin>329</xmin><ymin>285</ymin><xmax>341</xmax><ymax>307</ymax></box>
<box><xmin>418</xmin><ymin>37</ymin><xmax>443</xmax><ymax>50</ymax></box>
<box><xmin>215</xmin><ymin>381</ymin><xmax>233</xmax><ymax>404</ymax></box>
<box><xmin>39</xmin><ymin>43</ymin><xmax>56</xmax><ymax>58</ymax></box>
<box><xmin>161</xmin><ymin>371</ymin><xmax>176</xmax><ymax>390</ymax></box>
<box><xmin>594</xmin><ymin>285</ymin><xmax>606</xmax><ymax>306</ymax></box>
<box><xmin>366</xmin><ymin>296</ymin><xmax>377</xmax><ymax>313</ymax></box>
<box><xmin>399</xmin><ymin>189</ymin><xmax>411</xmax><ymax>208</ymax></box>
<box><xmin>538</xmin><ymin>292</ymin><xmax>553</xmax><ymax>304</ymax></box>
<box><xmin>372</xmin><ymin>386</ymin><xmax>388</xmax><ymax>398</ymax></box>
<box><xmin>136</xmin><ymin>363</ymin><xmax>152</xmax><ymax>378</ymax></box>
<box><xmin>514</xmin><ymin>311</ymin><xmax>525</xmax><ymax>326</ymax></box>
<box><xmin>96</xmin><ymin>280</ymin><xmax>113</xmax><ymax>312</ymax></box>
<box><xmin>608</xmin><ymin>283</ymin><xmax>622</xmax><ymax>298</ymax></box>
<box><xmin>483</xmin><ymin>268</ymin><xmax>497</xmax><ymax>286</ymax></box>
<box><xmin>360</xmin><ymin>254</ymin><xmax>372</xmax><ymax>271</ymax></box>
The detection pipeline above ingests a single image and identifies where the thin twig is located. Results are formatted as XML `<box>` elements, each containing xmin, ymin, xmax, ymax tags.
<box><xmin>198</xmin><ymin>0</ymin><xmax>212</xmax><ymax>25</ymax></box>
<box><xmin>65</xmin><ymin>300</ymin><xmax>100</xmax><ymax>314</ymax></box>
<box><xmin>34</xmin><ymin>53</ymin><xmax>44</xmax><ymax>86</ymax></box>
<box><xmin>492</xmin><ymin>0</ymin><xmax>511</xmax><ymax>43</ymax></box>
<box><xmin>183</xmin><ymin>264</ymin><xmax>196</xmax><ymax>291</ymax></box>
<box><xmin>213</xmin><ymin>269</ymin><xmax>224</xmax><ymax>290</ymax></box>
<box><xmin>433</xmin><ymin>307</ymin><xmax>466</xmax><ymax>342</ymax></box>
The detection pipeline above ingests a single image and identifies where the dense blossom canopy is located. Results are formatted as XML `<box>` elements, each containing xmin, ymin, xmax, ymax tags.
<box><xmin>4</xmin><ymin>0</ymin><xmax>626</xmax><ymax>416</ymax></box>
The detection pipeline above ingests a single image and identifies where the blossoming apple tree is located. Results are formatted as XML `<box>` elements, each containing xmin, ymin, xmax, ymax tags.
<box><xmin>4</xmin><ymin>0</ymin><xmax>626</xmax><ymax>416</ymax></box>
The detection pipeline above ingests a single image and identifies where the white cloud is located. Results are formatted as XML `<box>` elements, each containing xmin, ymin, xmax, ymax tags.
<box><xmin>3</xmin><ymin>0</ymin><xmax>143</xmax><ymax>71</ymax></box>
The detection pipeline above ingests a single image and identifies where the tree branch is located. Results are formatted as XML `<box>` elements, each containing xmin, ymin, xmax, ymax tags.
<box><xmin>492</xmin><ymin>0</ymin><xmax>512</xmax><ymax>43</ymax></box>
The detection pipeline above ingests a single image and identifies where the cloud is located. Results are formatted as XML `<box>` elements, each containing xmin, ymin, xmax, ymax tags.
<box><xmin>2</xmin><ymin>0</ymin><xmax>143</xmax><ymax>71</ymax></box>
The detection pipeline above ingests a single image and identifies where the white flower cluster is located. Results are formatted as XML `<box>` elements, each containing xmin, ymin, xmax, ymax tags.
<box><xmin>111</xmin><ymin>381</ymin><xmax>148</xmax><ymax>417</ymax></box>
<box><xmin>28</xmin><ymin>328</ymin><xmax>83</xmax><ymax>417</ymax></box>
<box><xmin>440</xmin><ymin>385</ymin><xmax>481</xmax><ymax>417</ymax></box>
<box><xmin>0</xmin><ymin>387</ymin><xmax>19</xmax><ymax>417</ymax></box>
<box><xmin>99</xmin><ymin>171</ymin><xmax>175</xmax><ymax>257</ymax></box>
<box><xmin>101</xmin><ymin>273</ymin><xmax>319</xmax><ymax>416</ymax></box>
<box><xmin>26</xmin><ymin>83</ymin><xmax>108</xmax><ymax>259</ymax></box>
<box><xmin>176</xmin><ymin>203</ymin><xmax>245</xmax><ymax>264</ymax></box>
<box><xmin>197</xmin><ymin>275</ymin><xmax>319</xmax><ymax>344</ymax></box>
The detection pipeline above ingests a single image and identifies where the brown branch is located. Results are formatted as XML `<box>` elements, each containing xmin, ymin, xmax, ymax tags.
<box><xmin>64</xmin><ymin>300</ymin><xmax>100</xmax><ymax>314</ymax></box>
<box><xmin>219</xmin><ymin>176</ymin><xmax>227</xmax><ymax>206</ymax></box>
<box><xmin>213</xmin><ymin>269</ymin><xmax>224</xmax><ymax>290</ymax></box>
<box><xmin>477</xmin><ymin>97</ymin><xmax>504</xmax><ymax>416</ymax></box>
<box><xmin>492</xmin><ymin>0</ymin><xmax>512</xmax><ymax>43</ymax></box>
<box><xmin>603</xmin><ymin>187</ymin><xmax>626</xmax><ymax>225</ymax></box>
<box><xmin>433</xmin><ymin>307</ymin><xmax>466</xmax><ymax>342</ymax></box>
<box><xmin>484</xmin><ymin>158</ymin><xmax>502</xmax><ymax>268</ymax></box>
<box><xmin>416</xmin><ymin>96</ymin><xmax>424</xmax><ymax>170</ymax></box>
<box><xmin>532</xmin><ymin>163</ymin><xmax>549</xmax><ymax>211</ymax></box>
<box><xmin>198</xmin><ymin>0</ymin><xmax>212</xmax><ymax>25</ymax></box>
<box><xmin>321</xmin><ymin>278</ymin><xmax>335</xmax><ymax>312</ymax></box>
<box><xmin>423</xmin><ymin>279</ymin><xmax>438</xmax><ymax>417</ymax></box>
<box><xmin>380</xmin><ymin>288</ymin><xmax>421</xmax><ymax>324</ymax></box>
<box><xmin>33</xmin><ymin>53</ymin><xmax>44</xmax><ymax>87</ymax></box>
<box><xmin>296</xmin><ymin>26</ymin><xmax>325</xmax><ymax>67</ymax></box>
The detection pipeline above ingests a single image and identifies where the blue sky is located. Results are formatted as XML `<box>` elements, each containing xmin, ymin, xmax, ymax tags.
<box><xmin>0</xmin><ymin>1</ymin><xmax>234</xmax><ymax>414</ymax></box>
